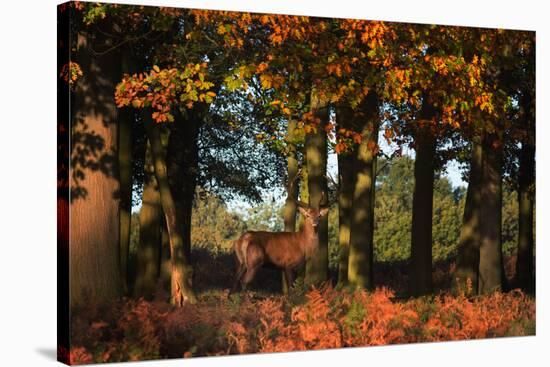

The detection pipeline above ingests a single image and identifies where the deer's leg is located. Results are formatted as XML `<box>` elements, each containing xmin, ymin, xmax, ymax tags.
<box><xmin>284</xmin><ymin>268</ymin><xmax>294</xmax><ymax>292</ymax></box>
<box><xmin>241</xmin><ymin>245</ymin><xmax>263</xmax><ymax>291</ymax></box>
<box><xmin>241</xmin><ymin>264</ymin><xmax>261</xmax><ymax>291</ymax></box>
<box><xmin>231</xmin><ymin>263</ymin><xmax>246</xmax><ymax>294</ymax></box>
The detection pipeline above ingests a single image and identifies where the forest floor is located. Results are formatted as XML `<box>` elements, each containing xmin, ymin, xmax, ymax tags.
<box><xmin>65</xmin><ymin>250</ymin><xmax>536</xmax><ymax>364</ymax></box>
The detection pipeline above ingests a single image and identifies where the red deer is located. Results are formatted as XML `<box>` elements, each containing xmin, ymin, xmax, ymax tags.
<box><xmin>231</xmin><ymin>177</ymin><xmax>329</xmax><ymax>293</ymax></box>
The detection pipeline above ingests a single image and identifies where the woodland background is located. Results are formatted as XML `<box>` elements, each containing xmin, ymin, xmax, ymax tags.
<box><xmin>2</xmin><ymin>1</ymin><xmax>548</xmax><ymax>367</ymax></box>
<box><xmin>56</xmin><ymin>1</ymin><xmax>537</xmax><ymax>363</ymax></box>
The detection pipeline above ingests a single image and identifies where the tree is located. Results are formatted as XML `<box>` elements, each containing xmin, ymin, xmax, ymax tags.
<box><xmin>410</xmin><ymin>108</ymin><xmax>437</xmax><ymax>296</ymax></box>
<box><xmin>57</xmin><ymin>4</ymin><xmax>72</xmax><ymax>353</ymax></box>
<box><xmin>282</xmin><ymin>119</ymin><xmax>300</xmax><ymax>293</ymax></box>
<box><xmin>69</xmin><ymin>14</ymin><xmax>122</xmax><ymax>307</ymax></box>
<box><xmin>118</xmin><ymin>106</ymin><xmax>134</xmax><ymax>294</ymax></box>
<box><xmin>473</xmin><ymin>29</ymin><xmax>532</xmax><ymax>294</ymax></box>
<box><xmin>304</xmin><ymin>88</ymin><xmax>330</xmax><ymax>285</ymax></box>
<box><xmin>146</xmin><ymin>119</ymin><xmax>197</xmax><ymax>305</ymax></box>
<box><xmin>167</xmin><ymin>108</ymin><xmax>201</xmax><ymax>259</ymax></box>
<box><xmin>134</xmin><ymin>141</ymin><xmax>162</xmax><ymax>298</ymax></box>
<box><xmin>191</xmin><ymin>189</ymin><xmax>247</xmax><ymax>252</ymax></box>
<box><xmin>348</xmin><ymin>92</ymin><xmax>380</xmax><ymax>289</ymax></box>
<box><xmin>478</xmin><ymin>126</ymin><xmax>505</xmax><ymax>294</ymax></box>
<box><xmin>71</xmin><ymin>5</ymin><xmax>536</xmax><ymax>301</ymax></box>
<box><xmin>516</xmin><ymin>35</ymin><xmax>535</xmax><ymax>293</ymax></box>
<box><xmin>335</xmin><ymin>107</ymin><xmax>355</xmax><ymax>287</ymax></box>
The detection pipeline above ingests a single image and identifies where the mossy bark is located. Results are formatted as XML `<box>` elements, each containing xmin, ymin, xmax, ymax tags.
<box><xmin>282</xmin><ymin>119</ymin><xmax>299</xmax><ymax>294</ymax></box>
<box><xmin>348</xmin><ymin>92</ymin><xmax>379</xmax><ymax>290</ymax></box>
<box><xmin>335</xmin><ymin>106</ymin><xmax>355</xmax><ymax>287</ymax></box>
<box><xmin>294</xmin><ymin>167</ymin><xmax>309</xmax><ymax>283</ymax></box>
<box><xmin>304</xmin><ymin>88</ymin><xmax>329</xmax><ymax>286</ymax></box>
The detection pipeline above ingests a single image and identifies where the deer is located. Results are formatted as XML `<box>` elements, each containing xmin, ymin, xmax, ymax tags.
<box><xmin>230</xmin><ymin>173</ymin><xmax>329</xmax><ymax>294</ymax></box>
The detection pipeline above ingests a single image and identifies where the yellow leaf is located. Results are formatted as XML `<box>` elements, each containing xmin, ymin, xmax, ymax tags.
<box><xmin>153</xmin><ymin>65</ymin><xmax>160</xmax><ymax>73</ymax></box>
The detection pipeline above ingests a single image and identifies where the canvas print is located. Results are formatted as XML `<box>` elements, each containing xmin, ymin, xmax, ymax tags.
<box><xmin>57</xmin><ymin>1</ymin><xmax>536</xmax><ymax>365</ymax></box>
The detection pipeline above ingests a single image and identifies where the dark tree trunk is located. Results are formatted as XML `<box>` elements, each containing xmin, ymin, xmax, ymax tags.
<box><xmin>167</xmin><ymin>108</ymin><xmax>200</xmax><ymax>260</ymax></box>
<box><xmin>348</xmin><ymin>92</ymin><xmax>380</xmax><ymax>290</ymax></box>
<box><xmin>335</xmin><ymin>107</ymin><xmax>355</xmax><ymax>287</ymax></box>
<box><xmin>478</xmin><ymin>127</ymin><xmax>504</xmax><ymax>294</ymax></box>
<box><xmin>410</xmin><ymin>128</ymin><xmax>436</xmax><ymax>296</ymax></box>
<box><xmin>453</xmin><ymin>133</ymin><xmax>483</xmax><ymax>295</ymax></box>
<box><xmin>294</xmin><ymin>167</ymin><xmax>309</xmax><ymax>283</ymax></box>
<box><xmin>133</xmin><ymin>141</ymin><xmax>162</xmax><ymax>299</ymax></box>
<box><xmin>410</xmin><ymin>104</ymin><xmax>436</xmax><ymax>297</ymax></box>
<box><xmin>69</xmin><ymin>27</ymin><xmax>121</xmax><ymax>307</ymax></box>
<box><xmin>118</xmin><ymin>107</ymin><xmax>133</xmax><ymax>295</ymax></box>
<box><xmin>146</xmin><ymin>120</ymin><xmax>197</xmax><ymax>305</ymax></box>
<box><xmin>159</xmin><ymin>222</ymin><xmax>172</xmax><ymax>292</ymax></box>
<box><xmin>283</xmin><ymin>119</ymin><xmax>299</xmax><ymax>294</ymax></box>
<box><xmin>304</xmin><ymin>88</ymin><xmax>329</xmax><ymax>285</ymax></box>
<box><xmin>516</xmin><ymin>94</ymin><xmax>535</xmax><ymax>293</ymax></box>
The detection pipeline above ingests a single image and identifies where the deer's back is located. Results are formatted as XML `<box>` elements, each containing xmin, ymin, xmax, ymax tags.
<box><xmin>237</xmin><ymin>231</ymin><xmax>305</xmax><ymax>268</ymax></box>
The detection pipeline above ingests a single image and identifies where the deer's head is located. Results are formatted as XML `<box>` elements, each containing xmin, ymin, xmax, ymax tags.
<box><xmin>287</xmin><ymin>169</ymin><xmax>330</xmax><ymax>232</ymax></box>
<box><xmin>298</xmin><ymin>205</ymin><xmax>329</xmax><ymax>230</ymax></box>
<box><xmin>296</xmin><ymin>191</ymin><xmax>329</xmax><ymax>231</ymax></box>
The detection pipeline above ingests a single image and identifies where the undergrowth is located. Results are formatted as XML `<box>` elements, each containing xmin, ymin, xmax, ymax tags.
<box><xmin>64</xmin><ymin>284</ymin><xmax>535</xmax><ymax>364</ymax></box>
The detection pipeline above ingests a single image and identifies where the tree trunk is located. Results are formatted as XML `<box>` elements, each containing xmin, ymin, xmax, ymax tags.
<box><xmin>167</xmin><ymin>108</ymin><xmax>200</xmax><ymax>260</ymax></box>
<box><xmin>478</xmin><ymin>127</ymin><xmax>504</xmax><ymax>294</ymax></box>
<box><xmin>516</xmin><ymin>94</ymin><xmax>535</xmax><ymax>293</ymax></box>
<box><xmin>410</xmin><ymin>106</ymin><xmax>436</xmax><ymax>297</ymax></box>
<box><xmin>133</xmin><ymin>141</ymin><xmax>162</xmax><ymax>299</ymax></box>
<box><xmin>294</xmin><ymin>167</ymin><xmax>309</xmax><ymax>283</ymax></box>
<box><xmin>335</xmin><ymin>107</ymin><xmax>355</xmax><ymax>287</ymax></box>
<box><xmin>453</xmin><ymin>133</ymin><xmax>483</xmax><ymax>295</ymax></box>
<box><xmin>159</xmin><ymin>222</ymin><xmax>172</xmax><ymax>292</ymax></box>
<box><xmin>146</xmin><ymin>120</ymin><xmax>197</xmax><ymax>305</ymax></box>
<box><xmin>118</xmin><ymin>107</ymin><xmax>133</xmax><ymax>295</ymax></box>
<box><xmin>348</xmin><ymin>92</ymin><xmax>379</xmax><ymax>290</ymax></box>
<box><xmin>69</xmin><ymin>30</ymin><xmax>121</xmax><ymax>307</ymax></box>
<box><xmin>57</xmin><ymin>5</ymin><xmax>70</xmax><ymax>357</ymax></box>
<box><xmin>304</xmin><ymin>88</ymin><xmax>329</xmax><ymax>286</ymax></box>
<box><xmin>283</xmin><ymin>119</ymin><xmax>300</xmax><ymax>294</ymax></box>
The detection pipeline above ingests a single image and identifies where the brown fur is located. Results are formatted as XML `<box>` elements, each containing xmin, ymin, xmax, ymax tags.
<box><xmin>231</xmin><ymin>206</ymin><xmax>328</xmax><ymax>293</ymax></box>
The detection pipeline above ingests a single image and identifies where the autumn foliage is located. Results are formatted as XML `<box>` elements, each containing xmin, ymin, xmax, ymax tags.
<box><xmin>58</xmin><ymin>3</ymin><xmax>535</xmax><ymax>365</ymax></box>
<box><xmin>65</xmin><ymin>282</ymin><xmax>534</xmax><ymax>364</ymax></box>
<box><xmin>115</xmin><ymin>63</ymin><xmax>215</xmax><ymax>123</ymax></box>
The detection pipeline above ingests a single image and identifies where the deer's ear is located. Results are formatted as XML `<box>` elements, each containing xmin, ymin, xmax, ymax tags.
<box><xmin>319</xmin><ymin>207</ymin><xmax>329</xmax><ymax>217</ymax></box>
<box><xmin>298</xmin><ymin>206</ymin><xmax>309</xmax><ymax>217</ymax></box>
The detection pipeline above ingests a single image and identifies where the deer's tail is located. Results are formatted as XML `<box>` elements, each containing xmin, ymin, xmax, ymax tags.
<box><xmin>233</xmin><ymin>233</ymin><xmax>252</xmax><ymax>268</ymax></box>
